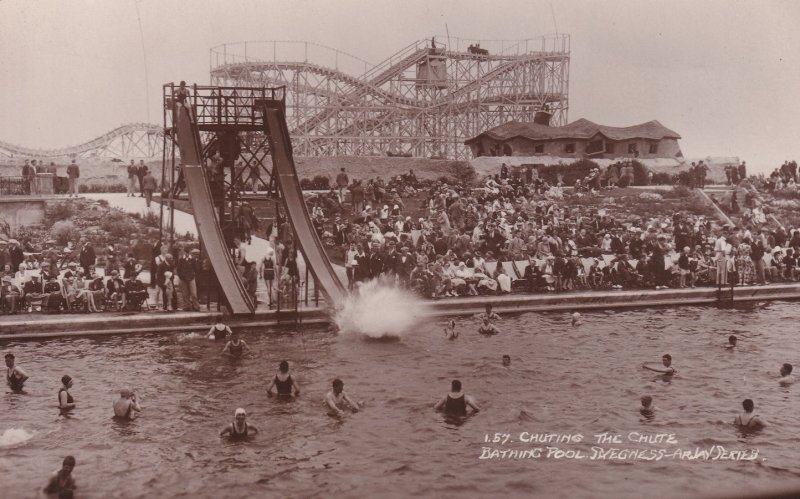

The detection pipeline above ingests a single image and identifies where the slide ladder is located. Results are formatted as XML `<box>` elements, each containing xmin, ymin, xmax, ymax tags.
<box><xmin>173</xmin><ymin>106</ymin><xmax>255</xmax><ymax>315</ymax></box>
<box><xmin>262</xmin><ymin>102</ymin><xmax>347</xmax><ymax>305</ymax></box>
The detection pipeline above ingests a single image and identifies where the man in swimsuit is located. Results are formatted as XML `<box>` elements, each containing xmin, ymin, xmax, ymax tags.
<box><xmin>661</xmin><ymin>354</ymin><xmax>675</xmax><ymax>375</ymax></box>
<box><xmin>44</xmin><ymin>455</ymin><xmax>77</xmax><ymax>497</ymax></box>
<box><xmin>474</xmin><ymin>303</ymin><xmax>501</xmax><ymax>321</ymax></box>
<box><xmin>58</xmin><ymin>375</ymin><xmax>76</xmax><ymax>412</ymax></box>
<box><xmin>220</xmin><ymin>408</ymin><xmax>258</xmax><ymax>439</ymax></box>
<box><xmin>113</xmin><ymin>389</ymin><xmax>142</xmax><ymax>419</ymax></box>
<box><xmin>434</xmin><ymin>380</ymin><xmax>481</xmax><ymax>416</ymax></box>
<box><xmin>5</xmin><ymin>353</ymin><xmax>28</xmax><ymax>391</ymax></box>
<box><xmin>478</xmin><ymin>317</ymin><xmax>500</xmax><ymax>335</ymax></box>
<box><xmin>734</xmin><ymin>398</ymin><xmax>765</xmax><ymax>428</ymax></box>
<box><xmin>266</xmin><ymin>360</ymin><xmax>301</xmax><ymax>398</ymax></box>
<box><xmin>221</xmin><ymin>331</ymin><xmax>251</xmax><ymax>358</ymax></box>
<box><xmin>207</xmin><ymin>322</ymin><xmax>232</xmax><ymax>341</ymax></box>
<box><xmin>325</xmin><ymin>378</ymin><xmax>361</xmax><ymax>417</ymax></box>
<box><xmin>779</xmin><ymin>363</ymin><xmax>795</xmax><ymax>385</ymax></box>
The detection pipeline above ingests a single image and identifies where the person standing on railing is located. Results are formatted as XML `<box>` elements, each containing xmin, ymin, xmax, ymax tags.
<box><xmin>66</xmin><ymin>159</ymin><xmax>80</xmax><ymax>197</ymax></box>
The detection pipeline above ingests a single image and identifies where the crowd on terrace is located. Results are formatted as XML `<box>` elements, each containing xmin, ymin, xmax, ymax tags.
<box><xmin>3</xmin><ymin>159</ymin><xmax>800</xmax><ymax>316</ymax></box>
<box><xmin>307</xmin><ymin>162</ymin><xmax>800</xmax><ymax>299</ymax></box>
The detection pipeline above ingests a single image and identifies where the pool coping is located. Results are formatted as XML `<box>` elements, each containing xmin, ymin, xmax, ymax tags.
<box><xmin>2</xmin><ymin>283</ymin><xmax>800</xmax><ymax>340</ymax></box>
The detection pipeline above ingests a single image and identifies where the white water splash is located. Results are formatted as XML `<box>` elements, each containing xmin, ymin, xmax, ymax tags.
<box><xmin>334</xmin><ymin>278</ymin><xmax>428</xmax><ymax>339</ymax></box>
<box><xmin>0</xmin><ymin>428</ymin><xmax>35</xmax><ymax>447</ymax></box>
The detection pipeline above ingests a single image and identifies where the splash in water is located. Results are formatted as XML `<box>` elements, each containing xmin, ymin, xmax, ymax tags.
<box><xmin>0</xmin><ymin>428</ymin><xmax>35</xmax><ymax>447</ymax></box>
<box><xmin>334</xmin><ymin>278</ymin><xmax>428</xmax><ymax>339</ymax></box>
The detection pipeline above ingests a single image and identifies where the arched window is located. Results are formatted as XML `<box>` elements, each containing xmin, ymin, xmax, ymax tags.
<box><xmin>503</xmin><ymin>143</ymin><xmax>513</xmax><ymax>156</ymax></box>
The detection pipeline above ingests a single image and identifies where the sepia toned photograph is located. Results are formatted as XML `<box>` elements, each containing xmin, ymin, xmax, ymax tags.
<box><xmin>1</xmin><ymin>1</ymin><xmax>799</xmax><ymax>497</ymax></box>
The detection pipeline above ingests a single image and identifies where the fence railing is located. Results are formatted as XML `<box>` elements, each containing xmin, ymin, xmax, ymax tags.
<box><xmin>0</xmin><ymin>175</ymin><xmax>57</xmax><ymax>196</ymax></box>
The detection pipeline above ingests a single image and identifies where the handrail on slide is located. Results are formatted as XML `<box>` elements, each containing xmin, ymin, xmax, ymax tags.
<box><xmin>261</xmin><ymin>102</ymin><xmax>347</xmax><ymax>306</ymax></box>
<box><xmin>174</xmin><ymin>106</ymin><xmax>254</xmax><ymax>314</ymax></box>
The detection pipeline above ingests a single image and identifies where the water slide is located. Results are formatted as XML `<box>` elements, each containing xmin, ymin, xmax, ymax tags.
<box><xmin>174</xmin><ymin>107</ymin><xmax>255</xmax><ymax>314</ymax></box>
<box><xmin>262</xmin><ymin>102</ymin><xmax>347</xmax><ymax>305</ymax></box>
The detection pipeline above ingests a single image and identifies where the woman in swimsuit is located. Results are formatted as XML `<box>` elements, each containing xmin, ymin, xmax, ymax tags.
<box><xmin>266</xmin><ymin>360</ymin><xmax>301</xmax><ymax>398</ymax></box>
<box><xmin>207</xmin><ymin>323</ymin><xmax>232</xmax><ymax>341</ymax></box>
<box><xmin>221</xmin><ymin>331</ymin><xmax>251</xmax><ymax>358</ymax></box>
<box><xmin>58</xmin><ymin>375</ymin><xmax>76</xmax><ymax>412</ymax></box>
<box><xmin>5</xmin><ymin>353</ymin><xmax>28</xmax><ymax>391</ymax></box>
<box><xmin>220</xmin><ymin>408</ymin><xmax>258</xmax><ymax>440</ymax></box>
<box><xmin>734</xmin><ymin>399</ymin><xmax>765</xmax><ymax>428</ymax></box>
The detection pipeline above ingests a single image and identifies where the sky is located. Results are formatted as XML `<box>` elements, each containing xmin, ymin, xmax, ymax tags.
<box><xmin>0</xmin><ymin>0</ymin><xmax>798</xmax><ymax>172</ymax></box>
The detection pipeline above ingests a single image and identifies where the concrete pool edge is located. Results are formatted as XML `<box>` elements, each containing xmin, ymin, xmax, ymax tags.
<box><xmin>2</xmin><ymin>283</ymin><xmax>800</xmax><ymax>340</ymax></box>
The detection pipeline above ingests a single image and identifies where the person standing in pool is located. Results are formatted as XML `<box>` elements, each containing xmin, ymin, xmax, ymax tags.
<box><xmin>5</xmin><ymin>353</ymin><xmax>28</xmax><ymax>391</ymax></box>
<box><xmin>779</xmin><ymin>363</ymin><xmax>795</xmax><ymax>385</ymax></box>
<box><xmin>643</xmin><ymin>354</ymin><xmax>675</xmax><ymax>375</ymax></box>
<box><xmin>734</xmin><ymin>399</ymin><xmax>765</xmax><ymax>428</ymax></box>
<box><xmin>325</xmin><ymin>379</ymin><xmax>361</xmax><ymax>417</ymax></box>
<box><xmin>43</xmin><ymin>455</ymin><xmax>77</xmax><ymax>497</ymax></box>
<box><xmin>221</xmin><ymin>331</ymin><xmax>251</xmax><ymax>358</ymax></box>
<box><xmin>220</xmin><ymin>408</ymin><xmax>258</xmax><ymax>440</ymax></box>
<box><xmin>113</xmin><ymin>389</ymin><xmax>142</xmax><ymax>419</ymax></box>
<box><xmin>474</xmin><ymin>303</ymin><xmax>501</xmax><ymax>321</ymax></box>
<box><xmin>207</xmin><ymin>322</ymin><xmax>232</xmax><ymax>341</ymax></box>
<box><xmin>266</xmin><ymin>361</ymin><xmax>301</xmax><ymax>398</ymax></box>
<box><xmin>478</xmin><ymin>317</ymin><xmax>500</xmax><ymax>335</ymax></box>
<box><xmin>434</xmin><ymin>380</ymin><xmax>480</xmax><ymax>416</ymax></box>
<box><xmin>58</xmin><ymin>375</ymin><xmax>76</xmax><ymax>412</ymax></box>
<box><xmin>640</xmin><ymin>395</ymin><xmax>656</xmax><ymax>418</ymax></box>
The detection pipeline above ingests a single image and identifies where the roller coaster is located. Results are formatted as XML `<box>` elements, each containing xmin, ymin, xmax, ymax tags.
<box><xmin>210</xmin><ymin>35</ymin><xmax>570</xmax><ymax>160</ymax></box>
<box><xmin>0</xmin><ymin>123</ymin><xmax>163</xmax><ymax>160</ymax></box>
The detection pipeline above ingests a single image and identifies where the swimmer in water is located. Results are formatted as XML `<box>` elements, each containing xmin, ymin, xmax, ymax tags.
<box><xmin>444</xmin><ymin>319</ymin><xmax>459</xmax><ymax>340</ymax></box>
<box><xmin>643</xmin><ymin>354</ymin><xmax>675</xmax><ymax>375</ymax></box>
<box><xmin>434</xmin><ymin>380</ymin><xmax>481</xmax><ymax>416</ymax></box>
<box><xmin>5</xmin><ymin>353</ymin><xmax>28</xmax><ymax>391</ymax></box>
<box><xmin>207</xmin><ymin>322</ymin><xmax>232</xmax><ymax>341</ymax></box>
<box><xmin>325</xmin><ymin>378</ymin><xmax>361</xmax><ymax>417</ymax></box>
<box><xmin>266</xmin><ymin>360</ymin><xmax>301</xmax><ymax>398</ymax></box>
<box><xmin>58</xmin><ymin>375</ymin><xmax>76</xmax><ymax>412</ymax></box>
<box><xmin>779</xmin><ymin>363</ymin><xmax>795</xmax><ymax>385</ymax></box>
<box><xmin>640</xmin><ymin>395</ymin><xmax>656</xmax><ymax>417</ymax></box>
<box><xmin>726</xmin><ymin>335</ymin><xmax>737</xmax><ymax>349</ymax></box>
<box><xmin>571</xmin><ymin>312</ymin><xmax>581</xmax><ymax>326</ymax></box>
<box><xmin>478</xmin><ymin>317</ymin><xmax>500</xmax><ymax>335</ymax></box>
<box><xmin>113</xmin><ymin>389</ymin><xmax>142</xmax><ymax>419</ymax></box>
<box><xmin>221</xmin><ymin>331</ymin><xmax>251</xmax><ymax>358</ymax></box>
<box><xmin>474</xmin><ymin>303</ymin><xmax>501</xmax><ymax>321</ymax></box>
<box><xmin>502</xmin><ymin>354</ymin><xmax>511</xmax><ymax>367</ymax></box>
<box><xmin>734</xmin><ymin>398</ymin><xmax>765</xmax><ymax>428</ymax></box>
<box><xmin>43</xmin><ymin>455</ymin><xmax>77</xmax><ymax>497</ymax></box>
<box><xmin>220</xmin><ymin>408</ymin><xmax>258</xmax><ymax>439</ymax></box>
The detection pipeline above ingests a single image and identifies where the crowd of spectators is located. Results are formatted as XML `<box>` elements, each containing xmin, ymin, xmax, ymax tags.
<box><xmin>0</xmin><ymin>237</ymin><xmax>206</xmax><ymax>315</ymax></box>
<box><xmin>305</xmin><ymin>165</ymin><xmax>797</xmax><ymax>299</ymax></box>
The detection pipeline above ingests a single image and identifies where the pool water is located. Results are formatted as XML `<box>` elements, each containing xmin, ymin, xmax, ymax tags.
<box><xmin>2</xmin><ymin>302</ymin><xmax>800</xmax><ymax>498</ymax></box>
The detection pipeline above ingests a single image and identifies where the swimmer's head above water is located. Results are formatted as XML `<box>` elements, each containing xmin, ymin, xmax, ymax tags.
<box><xmin>332</xmin><ymin>378</ymin><xmax>344</xmax><ymax>395</ymax></box>
<box><xmin>662</xmin><ymin>354</ymin><xmax>672</xmax><ymax>368</ymax></box>
<box><xmin>781</xmin><ymin>363</ymin><xmax>793</xmax><ymax>377</ymax></box>
<box><xmin>728</xmin><ymin>335</ymin><xmax>737</xmax><ymax>346</ymax></box>
<box><xmin>502</xmin><ymin>355</ymin><xmax>511</xmax><ymax>367</ymax></box>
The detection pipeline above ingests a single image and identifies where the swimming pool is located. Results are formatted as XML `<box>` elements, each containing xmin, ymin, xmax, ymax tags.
<box><xmin>2</xmin><ymin>302</ymin><xmax>800</xmax><ymax>498</ymax></box>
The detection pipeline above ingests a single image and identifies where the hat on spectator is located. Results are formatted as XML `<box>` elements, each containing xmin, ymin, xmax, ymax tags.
<box><xmin>191</xmin><ymin>249</ymin><xmax>201</xmax><ymax>255</ymax></box>
<box><xmin>68</xmin><ymin>262</ymin><xmax>77</xmax><ymax>267</ymax></box>
<box><xmin>111</xmin><ymin>270</ymin><xmax>119</xmax><ymax>276</ymax></box>
<box><xmin>164</xmin><ymin>271</ymin><xmax>173</xmax><ymax>279</ymax></box>
<box><xmin>63</xmin><ymin>271</ymin><xmax>73</xmax><ymax>279</ymax></box>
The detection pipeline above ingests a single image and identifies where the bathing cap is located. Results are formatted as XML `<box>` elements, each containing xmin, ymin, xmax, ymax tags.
<box><xmin>62</xmin><ymin>375</ymin><xmax>72</xmax><ymax>385</ymax></box>
<box><xmin>235</xmin><ymin>408</ymin><xmax>246</xmax><ymax>416</ymax></box>
<box><xmin>214</xmin><ymin>323</ymin><xmax>225</xmax><ymax>331</ymax></box>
